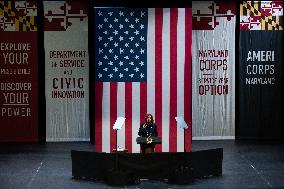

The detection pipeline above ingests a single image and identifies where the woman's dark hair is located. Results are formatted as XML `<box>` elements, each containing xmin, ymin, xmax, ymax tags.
<box><xmin>144</xmin><ymin>114</ymin><xmax>154</xmax><ymax>125</ymax></box>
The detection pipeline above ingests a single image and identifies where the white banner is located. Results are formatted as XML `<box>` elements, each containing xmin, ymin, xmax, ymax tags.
<box><xmin>192</xmin><ymin>1</ymin><xmax>235</xmax><ymax>139</ymax></box>
<box><xmin>44</xmin><ymin>1</ymin><xmax>89</xmax><ymax>141</ymax></box>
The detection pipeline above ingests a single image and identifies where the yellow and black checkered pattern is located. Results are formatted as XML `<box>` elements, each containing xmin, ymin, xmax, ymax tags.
<box><xmin>0</xmin><ymin>1</ymin><xmax>16</xmax><ymax>17</ymax></box>
<box><xmin>15</xmin><ymin>16</ymin><xmax>37</xmax><ymax>31</ymax></box>
<box><xmin>0</xmin><ymin>1</ymin><xmax>37</xmax><ymax>31</ymax></box>
<box><xmin>240</xmin><ymin>1</ymin><xmax>283</xmax><ymax>30</ymax></box>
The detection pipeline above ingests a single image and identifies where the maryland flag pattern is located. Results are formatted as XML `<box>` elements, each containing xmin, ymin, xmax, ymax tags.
<box><xmin>0</xmin><ymin>1</ymin><xmax>37</xmax><ymax>31</ymax></box>
<box><xmin>240</xmin><ymin>1</ymin><xmax>283</xmax><ymax>30</ymax></box>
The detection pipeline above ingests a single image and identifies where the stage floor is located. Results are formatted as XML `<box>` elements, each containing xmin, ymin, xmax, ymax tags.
<box><xmin>0</xmin><ymin>141</ymin><xmax>283</xmax><ymax>189</ymax></box>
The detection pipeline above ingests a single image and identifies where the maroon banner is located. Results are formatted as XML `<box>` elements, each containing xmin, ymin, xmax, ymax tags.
<box><xmin>0</xmin><ymin>1</ymin><xmax>38</xmax><ymax>142</ymax></box>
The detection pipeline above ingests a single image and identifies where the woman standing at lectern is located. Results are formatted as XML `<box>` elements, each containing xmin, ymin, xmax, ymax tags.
<box><xmin>138</xmin><ymin>114</ymin><xmax>158</xmax><ymax>153</ymax></box>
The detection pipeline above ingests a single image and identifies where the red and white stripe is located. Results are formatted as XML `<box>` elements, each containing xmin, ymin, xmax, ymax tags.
<box><xmin>94</xmin><ymin>8</ymin><xmax>192</xmax><ymax>153</ymax></box>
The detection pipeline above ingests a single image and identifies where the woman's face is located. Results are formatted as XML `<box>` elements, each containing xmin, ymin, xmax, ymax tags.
<box><xmin>146</xmin><ymin>115</ymin><xmax>152</xmax><ymax>123</ymax></box>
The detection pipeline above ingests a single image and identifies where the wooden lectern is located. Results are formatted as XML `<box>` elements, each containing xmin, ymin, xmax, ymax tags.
<box><xmin>136</xmin><ymin>137</ymin><xmax>162</xmax><ymax>153</ymax></box>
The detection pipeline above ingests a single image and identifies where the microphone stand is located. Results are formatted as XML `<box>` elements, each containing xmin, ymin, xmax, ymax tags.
<box><xmin>115</xmin><ymin>129</ymin><xmax>118</xmax><ymax>152</ymax></box>
<box><xmin>115</xmin><ymin>128</ymin><xmax>118</xmax><ymax>170</ymax></box>
<box><xmin>184</xmin><ymin>129</ymin><xmax>186</xmax><ymax>152</ymax></box>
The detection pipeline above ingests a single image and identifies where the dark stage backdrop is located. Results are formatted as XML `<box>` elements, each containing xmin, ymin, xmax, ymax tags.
<box><xmin>0</xmin><ymin>1</ymin><xmax>38</xmax><ymax>142</ymax></box>
<box><xmin>239</xmin><ymin>1</ymin><xmax>283</xmax><ymax>140</ymax></box>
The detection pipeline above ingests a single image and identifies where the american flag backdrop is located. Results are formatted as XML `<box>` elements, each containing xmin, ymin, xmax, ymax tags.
<box><xmin>94</xmin><ymin>8</ymin><xmax>192</xmax><ymax>153</ymax></box>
